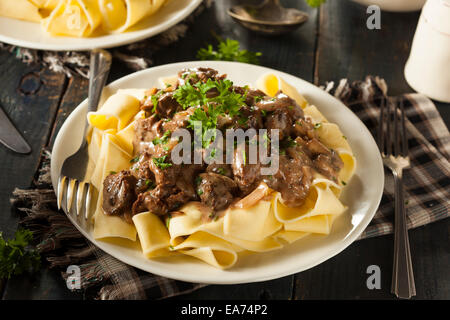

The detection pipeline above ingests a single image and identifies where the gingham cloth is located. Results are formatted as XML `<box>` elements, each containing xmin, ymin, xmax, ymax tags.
<box><xmin>12</xmin><ymin>76</ymin><xmax>449</xmax><ymax>300</ymax></box>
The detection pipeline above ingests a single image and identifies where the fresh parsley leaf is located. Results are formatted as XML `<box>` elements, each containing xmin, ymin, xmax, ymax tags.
<box><xmin>314</xmin><ymin>122</ymin><xmax>322</xmax><ymax>130</ymax></box>
<box><xmin>130</xmin><ymin>155</ymin><xmax>140</xmax><ymax>163</ymax></box>
<box><xmin>151</xmin><ymin>90</ymin><xmax>164</xmax><ymax>113</ymax></box>
<box><xmin>165</xmin><ymin>213</ymin><xmax>172</xmax><ymax>229</ymax></box>
<box><xmin>152</xmin><ymin>155</ymin><xmax>172</xmax><ymax>169</ymax></box>
<box><xmin>197</xmin><ymin>38</ymin><xmax>262</xmax><ymax>64</ymax></box>
<box><xmin>305</xmin><ymin>0</ymin><xmax>326</xmax><ymax>8</ymax></box>
<box><xmin>174</xmin><ymin>78</ymin><xmax>246</xmax><ymax>148</ymax></box>
<box><xmin>0</xmin><ymin>229</ymin><xmax>41</xmax><ymax>279</ymax></box>
<box><xmin>152</xmin><ymin>130</ymin><xmax>171</xmax><ymax>146</ymax></box>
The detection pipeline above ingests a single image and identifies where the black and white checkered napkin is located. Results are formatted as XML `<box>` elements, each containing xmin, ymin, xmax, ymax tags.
<box><xmin>324</xmin><ymin>76</ymin><xmax>450</xmax><ymax>239</ymax></box>
<box><xmin>13</xmin><ymin>76</ymin><xmax>449</xmax><ymax>299</ymax></box>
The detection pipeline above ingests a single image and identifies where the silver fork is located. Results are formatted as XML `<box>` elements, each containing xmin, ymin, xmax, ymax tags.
<box><xmin>57</xmin><ymin>49</ymin><xmax>112</xmax><ymax>224</ymax></box>
<box><xmin>378</xmin><ymin>96</ymin><xmax>416</xmax><ymax>299</ymax></box>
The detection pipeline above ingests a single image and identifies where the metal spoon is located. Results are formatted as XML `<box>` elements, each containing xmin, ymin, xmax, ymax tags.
<box><xmin>228</xmin><ymin>0</ymin><xmax>309</xmax><ymax>35</ymax></box>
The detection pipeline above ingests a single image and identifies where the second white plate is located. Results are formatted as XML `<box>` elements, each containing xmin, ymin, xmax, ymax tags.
<box><xmin>0</xmin><ymin>0</ymin><xmax>202</xmax><ymax>51</ymax></box>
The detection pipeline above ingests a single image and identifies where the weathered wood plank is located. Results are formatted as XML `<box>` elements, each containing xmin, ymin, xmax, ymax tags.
<box><xmin>0</xmin><ymin>50</ymin><xmax>66</xmax><ymax>297</ymax></box>
<box><xmin>48</xmin><ymin>76</ymin><xmax>89</xmax><ymax>149</ymax></box>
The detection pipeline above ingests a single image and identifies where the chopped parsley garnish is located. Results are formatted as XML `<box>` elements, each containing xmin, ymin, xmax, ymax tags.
<box><xmin>0</xmin><ymin>229</ymin><xmax>41</xmax><ymax>279</ymax></box>
<box><xmin>130</xmin><ymin>155</ymin><xmax>140</xmax><ymax>163</ymax></box>
<box><xmin>216</xmin><ymin>167</ymin><xmax>225</xmax><ymax>175</ymax></box>
<box><xmin>165</xmin><ymin>213</ymin><xmax>172</xmax><ymax>229</ymax></box>
<box><xmin>151</xmin><ymin>90</ymin><xmax>164</xmax><ymax>113</ymax></box>
<box><xmin>263</xmin><ymin>132</ymin><xmax>270</xmax><ymax>148</ymax></box>
<box><xmin>197</xmin><ymin>188</ymin><xmax>204</xmax><ymax>196</ymax></box>
<box><xmin>342</xmin><ymin>135</ymin><xmax>347</xmax><ymax>140</ymax></box>
<box><xmin>341</xmin><ymin>181</ymin><xmax>347</xmax><ymax>186</ymax></box>
<box><xmin>174</xmin><ymin>78</ymin><xmax>246</xmax><ymax>147</ymax></box>
<box><xmin>285</xmin><ymin>136</ymin><xmax>297</xmax><ymax>148</ymax></box>
<box><xmin>314</xmin><ymin>122</ymin><xmax>322</xmax><ymax>130</ymax></box>
<box><xmin>152</xmin><ymin>155</ymin><xmax>172</xmax><ymax>169</ymax></box>
<box><xmin>306</xmin><ymin>0</ymin><xmax>326</xmax><ymax>8</ymax></box>
<box><xmin>152</xmin><ymin>130</ymin><xmax>171</xmax><ymax>146</ymax></box>
<box><xmin>196</xmin><ymin>38</ymin><xmax>262</xmax><ymax>64</ymax></box>
<box><xmin>255</xmin><ymin>96</ymin><xmax>264</xmax><ymax>103</ymax></box>
<box><xmin>145</xmin><ymin>179</ymin><xmax>155</xmax><ymax>190</ymax></box>
<box><xmin>109</xmin><ymin>171</ymin><xmax>117</xmax><ymax>175</ymax></box>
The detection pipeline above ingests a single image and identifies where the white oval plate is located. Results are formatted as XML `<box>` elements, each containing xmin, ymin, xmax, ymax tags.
<box><xmin>51</xmin><ymin>61</ymin><xmax>384</xmax><ymax>284</ymax></box>
<box><xmin>0</xmin><ymin>0</ymin><xmax>202</xmax><ymax>51</ymax></box>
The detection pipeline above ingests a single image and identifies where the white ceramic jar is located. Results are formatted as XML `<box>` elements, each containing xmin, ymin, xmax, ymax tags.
<box><xmin>404</xmin><ymin>0</ymin><xmax>450</xmax><ymax>103</ymax></box>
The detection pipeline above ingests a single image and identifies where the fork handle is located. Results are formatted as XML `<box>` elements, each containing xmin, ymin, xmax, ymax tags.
<box><xmin>391</xmin><ymin>170</ymin><xmax>416</xmax><ymax>299</ymax></box>
<box><xmin>88</xmin><ymin>49</ymin><xmax>112</xmax><ymax>114</ymax></box>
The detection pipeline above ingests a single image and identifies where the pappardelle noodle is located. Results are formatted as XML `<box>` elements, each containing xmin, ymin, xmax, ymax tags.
<box><xmin>0</xmin><ymin>0</ymin><xmax>166</xmax><ymax>37</ymax></box>
<box><xmin>85</xmin><ymin>67</ymin><xmax>356</xmax><ymax>269</ymax></box>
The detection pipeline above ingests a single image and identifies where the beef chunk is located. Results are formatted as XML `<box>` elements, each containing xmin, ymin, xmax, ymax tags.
<box><xmin>197</xmin><ymin>173</ymin><xmax>238</xmax><ymax>211</ymax></box>
<box><xmin>206</xmin><ymin>163</ymin><xmax>233</xmax><ymax>178</ymax></box>
<box><xmin>102</xmin><ymin>171</ymin><xmax>137</xmax><ymax>223</ymax></box>
<box><xmin>265</xmin><ymin>109</ymin><xmax>293</xmax><ymax>140</ymax></box>
<box><xmin>132</xmin><ymin>184</ymin><xmax>191</xmax><ymax>216</ymax></box>
<box><xmin>313</xmin><ymin>151</ymin><xmax>344</xmax><ymax>183</ymax></box>
<box><xmin>264</xmin><ymin>157</ymin><xmax>313</xmax><ymax>207</ymax></box>
<box><xmin>232</xmin><ymin>144</ymin><xmax>262</xmax><ymax>196</ymax></box>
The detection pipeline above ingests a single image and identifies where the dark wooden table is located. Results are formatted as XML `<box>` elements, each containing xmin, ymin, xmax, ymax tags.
<box><xmin>1</xmin><ymin>0</ymin><xmax>449</xmax><ymax>300</ymax></box>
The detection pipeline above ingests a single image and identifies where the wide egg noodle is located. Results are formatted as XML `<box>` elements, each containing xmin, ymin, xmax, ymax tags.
<box><xmin>42</xmin><ymin>0</ymin><xmax>102</xmax><ymax>37</ymax></box>
<box><xmin>255</xmin><ymin>73</ymin><xmax>309</xmax><ymax>108</ymax></box>
<box><xmin>132</xmin><ymin>211</ymin><xmax>172</xmax><ymax>258</ymax></box>
<box><xmin>224</xmin><ymin>197</ymin><xmax>282</xmax><ymax>242</ymax></box>
<box><xmin>88</xmin><ymin>93</ymin><xmax>141</xmax><ymax>132</ymax></box>
<box><xmin>173</xmin><ymin>231</ymin><xmax>238</xmax><ymax>270</ymax></box>
<box><xmin>273</xmin><ymin>179</ymin><xmax>346</xmax><ymax>224</ymax></box>
<box><xmin>0</xmin><ymin>0</ymin><xmax>44</xmax><ymax>22</ymax></box>
<box><xmin>87</xmin><ymin>133</ymin><xmax>136</xmax><ymax>241</ymax></box>
<box><xmin>284</xmin><ymin>215</ymin><xmax>333</xmax><ymax>234</ymax></box>
<box><xmin>303</xmin><ymin>106</ymin><xmax>357</xmax><ymax>184</ymax></box>
<box><xmin>272</xmin><ymin>230</ymin><xmax>310</xmax><ymax>244</ymax></box>
<box><xmin>99</xmin><ymin>0</ymin><xmax>166</xmax><ymax>33</ymax></box>
<box><xmin>168</xmin><ymin>202</ymin><xmax>283</xmax><ymax>253</ymax></box>
<box><xmin>303</xmin><ymin>105</ymin><xmax>328</xmax><ymax>124</ymax></box>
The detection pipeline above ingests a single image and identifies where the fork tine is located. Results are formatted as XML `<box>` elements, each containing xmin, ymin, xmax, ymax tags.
<box><xmin>76</xmin><ymin>181</ymin><xmax>87</xmax><ymax>218</ymax></box>
<box><xmin>378</xmin><ymin>96</ymin><xmax>385</xmax><ymax>153</ymax></box>
<box><xmin>57</xmin><ymin>175</ymin><xmax>67</xmax><ymax>210</ymax></box>
<box><xmin>85</xmin><ymin>183</ymin><xmax>94</xmax><ymax>220</ymax></box>
<box><xmin>386</xmin><ymin>97</ymin><xmax>392</xmax><ymax>156</ymax></box>
<box><xmin>67</xmin><ymin>178</ymin><xmax>77</xmax><ymax>215</ymax></box>
<box><xmin>400</xmin><ymin>97</ymin><xmax>408</xmax><ymax>157</ymax></box>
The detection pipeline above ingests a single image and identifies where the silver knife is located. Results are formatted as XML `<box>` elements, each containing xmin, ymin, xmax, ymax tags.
<box><xmin>0</xmin><ymin>106</ymin><xmax>31</xmax><ymax>154</ymax></box>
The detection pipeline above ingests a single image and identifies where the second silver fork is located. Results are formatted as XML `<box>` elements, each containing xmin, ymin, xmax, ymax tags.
<box><xmin>57</xmin><ymin>49</ymin><xmax>112</xmax><ymax>224</ymax></box>
<box><xmin>378</xmin><ymin>96</ymin><xmax>416</xmax><ymax>299</ymax></box>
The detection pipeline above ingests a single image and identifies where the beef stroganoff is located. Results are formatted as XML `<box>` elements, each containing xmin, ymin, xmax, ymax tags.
<box><xmin>85</xmin><ymin>67</ymin><xmax>356</xmax><ymax>269</ymax></box>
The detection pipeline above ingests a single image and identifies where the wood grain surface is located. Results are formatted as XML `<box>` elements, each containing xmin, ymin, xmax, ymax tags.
<box><xmin>1</xmin><ymin>0</ymin><xmax>448</xmax><ymax>300</ymax></box>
